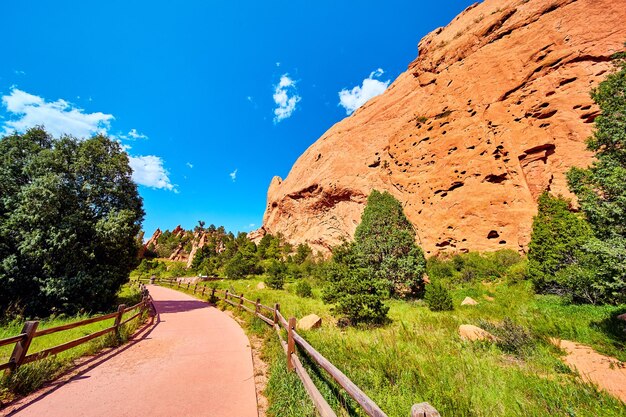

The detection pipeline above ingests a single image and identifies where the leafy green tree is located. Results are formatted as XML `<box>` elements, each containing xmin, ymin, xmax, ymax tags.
<box><xmin>294</xmin><ymin>243</ymin><xmax>312</xmax><ymax>264</ymax></box>
<box><xmin>295</xmin><ymin>280</ymin><xmax>313</xmax><ymax>297</ymax></box>
<box><xmin>528</xmin><ymin>193</ymin><xmax>593</xmax><ymax>295</ymax></box>
<box><xmin>354</xmin><ymin>190</ymin><xmax>426</xmax><ymax>296</ymax></box>
<box><xmin>565</xmin><ymin>56</ymin><xmax>626</xmax><ymax>304</ymax></box>
<box><xmin>266</xmin><ymin>260</ymin><xmax>286</xmax><ymax>289</ymax></box>
<box><xmin>0</xmin><ymin>128</ymin><xmax>144</xmax><ymax>315</ymax></box>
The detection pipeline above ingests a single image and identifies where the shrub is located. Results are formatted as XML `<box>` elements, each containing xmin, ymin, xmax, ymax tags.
<box><xmin>506</xmin><ymin>260</ymin><xmax>529</xmax><ymax>283</ymax></box>
<box><xmin>478</xmin><ymin>317</ymin><xmax>538</xmax><ymax>357</ymax></box>
<box><xmin>424</xmin><ymin>281</ymin><xmax>454</xmax><ymax>311</ymax></box>
<box><xmin>295</xmin><ymin>280</ymin><xmax>313</xmax><ymax>298</ymax></box>
<box><xmin>426</xmin><ymin>256</ymin><xmax>456</xmax><ymax>280</ymax></box>
<box><xmin>266</xmin><ymin>260</ymin><xmax>287</xmax><ymax>290</ymax></box>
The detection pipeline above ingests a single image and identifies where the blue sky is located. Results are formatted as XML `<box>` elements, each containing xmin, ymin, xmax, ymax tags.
<box><xmin>1</xmin><ymin>0</ymin><xmax>473</xmax><ymax>236</ymax></box>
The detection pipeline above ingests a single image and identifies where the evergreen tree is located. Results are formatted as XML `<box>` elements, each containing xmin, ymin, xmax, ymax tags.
<box><xmin>354</xmin><ymin>190</ymin><xmax>426</xmax><ymax>296</ymax></box>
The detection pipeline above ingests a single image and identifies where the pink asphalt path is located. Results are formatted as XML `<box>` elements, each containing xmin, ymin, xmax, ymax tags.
<box><xmin>7</xmin><ymin>285</ymin><xmax>258</xmax><ymax>417</ymax></box>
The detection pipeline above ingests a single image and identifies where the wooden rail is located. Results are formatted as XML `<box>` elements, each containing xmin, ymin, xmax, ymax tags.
<box><xmin>143</xmin><ymin>277</ymin><xmax>440</xmax><ymax>417</ymax></box>
<box><xmin>0</xmin><ymin>284</ymin><xmax>154</xmax><ymax>375</ymax></box>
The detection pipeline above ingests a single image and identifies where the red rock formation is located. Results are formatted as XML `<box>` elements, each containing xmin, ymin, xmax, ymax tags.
<box><xmin>144</xmin><ymin>228</ymin><xmax>162</xmax><ymax>250</ymax></box>
<box><xmin>258</xmin><ymin>0</ymin><xmax>626</xmax><ymax>256</ymax></box>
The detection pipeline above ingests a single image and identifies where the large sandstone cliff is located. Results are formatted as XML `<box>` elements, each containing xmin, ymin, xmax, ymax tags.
<box><xmin>257</xmin><ymin>0</ymin><xmax>626</xmax><ymax>256</ymax></box>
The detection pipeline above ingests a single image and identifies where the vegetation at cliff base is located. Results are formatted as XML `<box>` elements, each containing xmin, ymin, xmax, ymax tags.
<box><xmin>0</xmin><ymin>128</ymin><xmax>144</xmax><ymax>316</ymax></box>
<box><xmin>529</xmin><ymin>55</ymin><xmax>626</xmax><ymax>305</ymax></box>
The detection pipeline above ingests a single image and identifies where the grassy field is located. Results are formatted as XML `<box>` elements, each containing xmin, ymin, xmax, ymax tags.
<box><xmin>0</xmin><ymin>285</ymin><xmax>146</xmax><ymax>402</ymax></box>
<box><xmin>161</xmin><ymin>277</ymin><xmax>626</xmax><ymax>417</ymax></box>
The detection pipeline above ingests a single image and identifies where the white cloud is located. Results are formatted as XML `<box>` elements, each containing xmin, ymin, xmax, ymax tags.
<box><xmin>273</xmin><ymin>74</ymin><xmax>301</xmax><ymax>123</ymax></box>
<box><xmin>14</xmin><ymin>70</ymin><xmax>25</xmax><ymax>75</ymax></box>
<box><xmin>186</xmin><ymin>162</ymin><xmax>193</xmax><ymax>169</ymax></box>
<box><xmin>1</xmin><ymin>88</ymin><xmax>177</xmax><ymax>193</ymax></box>
<box><xmin>276</xmin><ymin>62</ymin><xmax>281</xmax><ymax>67</ymax></box>
<box><xmin>128</xmin><ymin>155</ymin><xmax>175</xmax><ymax>191</ymax></box>
<box><xmin>1</xmin><ymin>88</ymin><xmax>114</xmax><ymax>138</ymax></box>
<box><xmin>230</xmin><ymin>168</ymin><xmax>238</xmax><ymax>182</ymax></box>
<box><xmin>338</xmin><ymin>68</ymin><xmax>390</xmax><ymax>115</ymax></box>
<box><xmin>128</xmin><ymin>128</ymin><xmax>148</xmax><ymax>139</ymax></box>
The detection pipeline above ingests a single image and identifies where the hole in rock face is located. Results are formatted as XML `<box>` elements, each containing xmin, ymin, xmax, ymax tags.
<box><xmin>271</xmin><ymin>202</ymin><xmax>278</xmax><ymax>208</ymax></box>
<box><xmin>484</xmin><ymin>173</ymin><xmax>508</xmax><ymax>183</ymax></box>
<box><xmin>499</xmin><ymin>240</ymin><xmax>507</xmax><ymax>244</ymax></box>
<box><xmin>487</xmin><ymin>230</ymin><xmax>499</xmax><ymax>239</ymax></box>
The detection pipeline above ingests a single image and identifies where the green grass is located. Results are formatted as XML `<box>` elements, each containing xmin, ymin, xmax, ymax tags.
<box><xmin>0</xmin><ymin>284</ymin><xmax>146</xmax><ymax>402</ymax></box>
<box><xmin>160</xmin><ymin>277</ymin><xmax>626</xmax><ymax>417</ymax></box>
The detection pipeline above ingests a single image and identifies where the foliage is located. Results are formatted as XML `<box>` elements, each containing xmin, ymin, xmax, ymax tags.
<box><xmin>266</xmin><ymin>260</ymin><xmax>287</xmax><ymax>290</ymax></box>
<box><xmin>294</xmin><ymin>243</ymin><xmax>313</xmax><ymax>264</ymax></box>
<box><xmin>564</xmin><ymin>57</ymin><xmax>626</xmax><ymax>305</ymax></box>
<box><xmin>528</xmin><ymin>192</ymin><xmax>593</xmax><ymax>296</ymax></box>
<box><xmin>527</xmin><ymin>56</ymin><xmax>626</xmax><ymax>305</ymax></box>
<box><xmin>322</xmin><ymin>248</ymin><xmax>389</xmax><ymax>325</ymax></box>
<box><xmin>0</xmin><ymin>128</ymin><xmax>144</xmax><ymax>315</ymax></box>
<box><xmin>478</xmin><ymin>317</ymin><xmax>539</xmax><ymax>357</ymax></box>
<box><xmin>424</xmin><ymin>281</ymin><xmax>453</xmax><ymax>311</ymax></box>
<box><xmin>353</xmin><ymin>190</ymin><xmax>426</xmax><ymax>297</ymax></box>
<box><xmin>427</xmin><ymin>250</ymin><xmax>526</xmax><ymax>284</ymax></box>
<box><xmin>215</xmin><ymin>276</ymin><xmax>626</xmax><ymax>416</ymax></box>
<box><xmin>295</xmin><ymin>280</ymin><xmax>313</xmax><ymax>298</ymax></box>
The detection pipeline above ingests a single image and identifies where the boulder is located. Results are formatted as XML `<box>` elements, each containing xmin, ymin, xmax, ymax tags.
<box><xmin>461</xmin><ymin>297</ymin><xmax>478</xmax><ymax>306</ymax></box>
<box><xmin>459</xmin><ymin>324</ymin><xmax>496</xmax><ymax>342</ymax></box>
<box><xmin>297</xmin><ymin>314</ymin><xmax>322</xmax><ymax>331</ymax></box>
<box><xmin>256</xmin><ymin>282</ymin><xmax>266</xmax><ymax>290</ymax></box>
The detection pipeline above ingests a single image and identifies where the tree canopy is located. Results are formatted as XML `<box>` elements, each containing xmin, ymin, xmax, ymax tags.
<box><xmin>0</xmin><ymin>128</ymin><xmax>144</xmax><ymax>315</ymax></box>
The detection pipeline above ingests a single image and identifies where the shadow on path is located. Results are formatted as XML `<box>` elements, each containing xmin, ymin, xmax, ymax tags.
<box><xmin>153</xmin><ymin>299</ymin><xmax>209</xmax><ymax>314</ymax></box>
<box><xmin>3</xmin><ymin>315</ymin><xmax>161</xmax><ymax>416</ymax></box>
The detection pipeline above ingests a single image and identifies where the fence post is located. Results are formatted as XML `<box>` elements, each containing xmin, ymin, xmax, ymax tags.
<box><xmin>187</xmin><ymin>282</ymin><xmax>190</xmax><ymax>290</ymax></box>
<box><xmin>177</xmin><ymin>280</ymin><xmax>180</xmax><ymax>288</ymax></box>
<box><xmin>287</xmin><ymin>317</ymin><xmax>296</xmax><ymax>371</ymax></box>
<box><xmin>273</xmin><ymin>303</ymin><xmax>280</xmax><ymax>325</ymax></box>
<box><xmin>114</xmin><ymin>304</ymin><xmax>126</xmax><ymax>339</ymax></box>
<box><xmin>202</xmin><ymin>287</ymin><xmax>206</xmax><ymax>296</ymax></box>
<box><xmin>255</xmin><ymin>298</ymin><xmax>260</xmax><ymax>315</ymax></box>
<box><xmin>411</xmin><ymin>403</ymin><xmax>441</xmax><ymax>417</ymax></box>
<box><xmin>225</xmin><ymin>290</ymin><xmax>229</xmax><ymax>301</ymax></box>
<box><xmin>239</xmin><ymin>293</ymin><xmax>244</xmax><ymax>310</ymax></box>
<box><xmin>8</xmin><ymin>321</ymin><xmax>39</xmax><ymax>373</ymax></box>
<box><xmin>193</xmin><ymin>284</ymin><xmax>197</xmax><ymax>294</ymax></box>
<box><xmin>211</xmin><ymin>287</ymin><xmax>216</xmax><ymax>302</ymax></box>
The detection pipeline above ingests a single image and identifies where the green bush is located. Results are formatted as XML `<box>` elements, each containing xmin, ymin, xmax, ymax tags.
<box><xmin>506</xmin><ymin>260</ymin><xmax>529</xmax><ymax>283</ymax></box>
<box><xmin>426</xmin><ymin>256</ymin><xmax>456</xmax><ymax>280</ymax></box>
<box><xmin>295</xmin><ymin>280</ymin><xmax>313</xmax><ymax>298</ymax></box>
<box><xmin>424</xmin><ymin>281</ymin><xmax>454</xmax><ymax>311</ymax></box>
<box><xmin>478</xmin><ymin>317</ymin><xmax>538</xmax><ymax>357</ymax></box>
<box><xmin>266</xmin><ymin>260</ymin><xmax>286</xmax><ymax>290</ymax></box>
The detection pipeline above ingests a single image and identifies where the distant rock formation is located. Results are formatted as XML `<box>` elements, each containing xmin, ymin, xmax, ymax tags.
<box><xmin>256</xmin><ymin>0</ymin><xmax>626</xmax><ymax>256</ymax></box>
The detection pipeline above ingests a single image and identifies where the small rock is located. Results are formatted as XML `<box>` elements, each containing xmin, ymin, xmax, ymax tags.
<box><xmin>483</xmin><ymin>294</ymin><xmax>495</xmax><ymax>302</ymax></box>
<box><xmin>297</xmin><ymin>314</ymin><xmax>322</xmax><ymax>331</ymax></box>
<box><xmin>617</xmin><ymin>313</ymin><xmax>626</xmax><ymax>322</ymax></box>
<box><xmin>256</xmin><ymin>282</ymin><xmax>266</xmax><ymax>290</ymax></box>
<box><xmin>459</xmin><ymin>324</ymin><xmax>496</xmax><ymax>342</ymax></box>
<box><xmin>461</xmin><ymin>296</ymin><xmax>479</xmax><ymax>306</ymax></box>
<box><xmin>336</xmin><ymin>317</ymin><xmax>351</xmax><ymax>328</ymax></box>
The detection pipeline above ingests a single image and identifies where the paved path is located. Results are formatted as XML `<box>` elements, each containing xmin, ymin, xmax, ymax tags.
<box><xmin>6</xmin><ymin>285</ymin><xmax>258</xmax><ymax>417</ymax></box>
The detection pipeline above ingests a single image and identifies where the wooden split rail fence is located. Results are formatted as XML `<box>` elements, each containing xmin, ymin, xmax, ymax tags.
<box><xmin>141</xmin><ymin>278</ymin><xmax>440</xmax><ymax>417</ymax></box>
<box><xmin>0</xmin><ymin>285</ymin><xmax>155</xmax><ymax>375</ymax></box>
